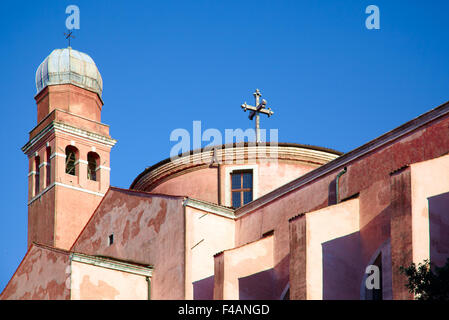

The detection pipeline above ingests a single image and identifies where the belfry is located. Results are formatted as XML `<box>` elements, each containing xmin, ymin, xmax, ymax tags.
<box><xmin>23</xmin><ymin>47</ymin><xmax>116</xmax><ymax>250</ymax></box>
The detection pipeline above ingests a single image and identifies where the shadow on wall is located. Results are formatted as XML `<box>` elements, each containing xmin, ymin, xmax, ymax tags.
<box><xmin>193</xmin><ymin>269</ymin><xmax>278</xmax><ymax>300</ymax></box>
<box><xmin>428</xmin><ymin>192</ymin><xmax>449</xmax><ymax>267</ymax></box>
<box><xmin>239</xmin><ymin>268</ymin><xmax>276</xmax><ymax>300</ymax></box>
<box><xmin>193</xmin><ymin>276</ymin><xmax>214</xmax><ymax>300</ymax></box>
<box><xmin>272</xmin><ymin>254</ymin><xmax>290</xmax><ymax>299</ymax></box>
<box><xmin>322</xmin><ymin>231</ymin><xmax>363</xmax><ymax>300</ymax></box>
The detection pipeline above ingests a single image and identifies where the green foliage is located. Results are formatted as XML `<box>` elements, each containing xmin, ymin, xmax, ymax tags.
<box><xmin>400</xmin><ymin>258</ymin><xmax>449</xmax><ymax>300</ymax></box>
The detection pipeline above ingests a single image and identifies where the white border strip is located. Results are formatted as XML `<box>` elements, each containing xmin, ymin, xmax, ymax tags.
<box><xmin>75</xmin><ymin>159</ymin><xmax>88</xmax><ymax>165</ymax></box>
<box><xmin>28</xmin><ymin>171</ymin><xmax>37</xmax><ymax>177</ymax></box>
<box><xmin>50</xmin><ymin>152</ymin><xmax>66</xmax><ymax>159</ymax></box>
<box><xmin>28</xmin><ymin>182</ymin><xmax>105</xmax><ymax>205</ymax></box>
<box><xmin>22</xmin><ymin>121</ymin><xmax>117</xmax><ymax>154</ymax></box>
<box><xmin>38</xmin><ymin>162</ymin><xmax>48</xmax><ymax>168</ymax></box>
<box><xmin>183</xmin><ymin>198</ymin><xmax>235</xmax><ymax>219</ymax></box>
<box><xmin>71</xmin><ymin>253</ymin><xmax>152</xmax><ymax>277</ymax></box>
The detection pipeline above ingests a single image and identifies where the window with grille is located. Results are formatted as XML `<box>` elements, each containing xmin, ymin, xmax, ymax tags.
<box><xmin>231</xmin><ymin>170</ymin><xmax>253</xmax><ymax>208</ymax></box>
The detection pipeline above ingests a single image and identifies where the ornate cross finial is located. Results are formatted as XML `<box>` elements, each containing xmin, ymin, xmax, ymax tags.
<box><xmin>64</xmin><ymin>30</ymin><xmax>75</xmax><ymax>47</ymax></box>
<box><xmin>241</xmin><ymin>89</ymin><xmax>274</xmax><ymax>143</ymax></box>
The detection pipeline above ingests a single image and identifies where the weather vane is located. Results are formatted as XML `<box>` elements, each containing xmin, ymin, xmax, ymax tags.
<box><xmin>63</xmin><ymin>30</ymin><xmax>75</xmax><ymax>47</ymax></box>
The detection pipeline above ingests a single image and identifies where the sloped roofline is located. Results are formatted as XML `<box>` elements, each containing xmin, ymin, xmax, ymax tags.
<box><xmin>234</xmin><ymin>98</ymin><xmax>449</xmax><ymax>217</ymax></box>
<box><xmin>69</xmin><ymin>186</ymin><xmax>187</xmax><ymax>251</ymax></box>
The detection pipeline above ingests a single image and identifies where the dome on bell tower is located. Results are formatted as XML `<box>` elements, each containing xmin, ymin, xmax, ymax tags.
<box><xmin>35</xmin><ymin>47</ymin><xmax>103</xmax><ymax>97</ymax></box>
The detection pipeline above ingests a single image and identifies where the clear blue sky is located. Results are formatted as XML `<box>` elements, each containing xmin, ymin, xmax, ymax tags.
<box><xmin>1</xmin><ymin>0</ymin><xmax>449</xmax><ymax>293</ymax></box>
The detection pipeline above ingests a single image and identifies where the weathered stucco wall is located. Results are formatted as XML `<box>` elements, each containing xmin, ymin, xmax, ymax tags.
<box><xmin>71</xmin><ymin>187</ymin><xmax>186</xmax><ymax>299</ymax></box>
<box><xmin>70</xmin><ymin>261</ymin><xmax>148</xmax><ymax>300</ymax></box>
<box><xmin>0</xmin><ymin>244</ymin><xmax>70</xmax><ymax>300</ymax></box>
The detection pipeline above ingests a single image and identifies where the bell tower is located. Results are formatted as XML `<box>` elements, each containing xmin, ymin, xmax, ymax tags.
<box><xmin>22</xmin><ymin>47</ymin><xmax>116</xmax><ymax>250</ymax></box>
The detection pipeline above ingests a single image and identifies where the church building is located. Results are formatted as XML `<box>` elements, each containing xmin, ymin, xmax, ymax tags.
<box><xmin>1</xmin><ymin>46</ymin><xmax>449</xmax><ymax>300</ymax></box>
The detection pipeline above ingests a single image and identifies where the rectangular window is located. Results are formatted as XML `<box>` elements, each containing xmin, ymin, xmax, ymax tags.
<box><xmin>231</xmin><ymin>170</ymin><xmax>253</xmax><ymax>208</ymax></box>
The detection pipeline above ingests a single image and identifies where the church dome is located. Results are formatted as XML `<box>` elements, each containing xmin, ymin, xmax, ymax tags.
<box><xmin>35</xmin><ymin>47</ymin><xmax>103</xmax><ymax>97</ymax></box>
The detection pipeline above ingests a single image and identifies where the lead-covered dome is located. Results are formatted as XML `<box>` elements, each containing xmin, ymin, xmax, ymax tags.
<box><xmin>35</xmin><ymin>47</ymin><xmax>103</xmax><ymax>97</ymax></box>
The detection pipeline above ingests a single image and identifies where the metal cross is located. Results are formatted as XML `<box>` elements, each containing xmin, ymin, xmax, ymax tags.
<box><xmin>240</xmin><ymin>89</ymin><xmax>274</xmax><ymax>143</ymax></box>
<box><xmin>64</xmin><ymin>31</ymin><xmax>75</xmax><ymax>47</ymax></box>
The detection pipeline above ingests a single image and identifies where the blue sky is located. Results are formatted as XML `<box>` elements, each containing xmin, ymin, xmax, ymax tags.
<box><xmin>1</xmin><ymin>0</ymin><xmax>449</xmax><ymax>293</ymax></box>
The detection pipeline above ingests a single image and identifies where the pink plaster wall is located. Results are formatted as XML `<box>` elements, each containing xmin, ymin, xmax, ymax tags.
<box><xmin>304</xmin><ymin>199</ymin><xmax>360</xmax><ymax>300</ymax></box>
<box><xmin>70</xmin><ymin>261</ymin><xmax>148</xmax><ymax>300</ymax></box>
<box><xmin>185</xmin><ymin>206</ymin><xmax>235</xmax><ymax>299</ymax></box>
<box><xmin>149</xmin><ymin>161</ymin><xmax>321</xmax><ymax>206</ymax></box>
<box><xmin>71</xmin><ymin>187</ymin><xmax>186</xmax><ymax>299</ymax></box>
<box><xmin>29</xmin><ymin>109</ymin><xmax>110</xmax><ymax>142</ymax></box>
<box><xmin>28</xmin><ymin>188</ymin><xmax>55</xmax><ymax>247</ymax></box>
<box><xmin>0</xmin><ymin>244</ymin><xmax>70</xmax><ymax>300</ymax></box>
<box><xmin>428</xmin><ymin>192</ymin><xmax>449</xmax><ymax>267</ymax></box>
<box><xmin>55</xmin><ymin>187</ymin><xmax>104</xmax><ymax>250</ymax></box>
<box><xmin>35</xmin><ymin>84</ymin><xmax>103</xmax><ymax>124</ymax></box>
<box><xmin>213</xmin><ymin>235</ymin><xmax>274</xmax><ymax>300</ymax></box>
<box><xmin>152</xmin><ymin>167</ymin><xmax>218</xmax><ymax>203</ymax></box>
<box><xmin>410</xmin><ymin>154</ymin><xmax>449</xmax><ymax>264</ymax></box>
<box><xmin>255</xmin><ymin>161</ymin><xmax>319</xmax><ymax>199</ymax></box>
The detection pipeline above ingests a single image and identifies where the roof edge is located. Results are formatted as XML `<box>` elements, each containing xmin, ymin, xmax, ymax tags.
<box><xmin>234</xmin><ymin>98</ymin><xmax>449</xmax><ymax>217</ymax></box>
<box><xmin>130</xmin><ymin>142</ymin><xmax>343</xmax><ymax>189</ymax></box>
